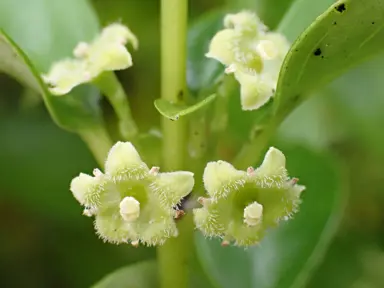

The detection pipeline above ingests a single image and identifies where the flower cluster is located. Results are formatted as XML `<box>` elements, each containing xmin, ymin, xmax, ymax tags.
<box><xmin>70</xmin><ymin>142</ymin><xmax>194</xmax><ymax>246</ymax></box>
<box><xmin>206</xmin><ymin>11</ymin><xmax>290</xmax><ymax>111</ymax></box>
<box><xmin>193</xmin><ymin>147</ymin><xmax>305</xmax><ymax>246</ymax></box>
<box><xmin>42</xmin><ymin>23</ymin><xmax>137</xmax><ymax>95</ymax></box>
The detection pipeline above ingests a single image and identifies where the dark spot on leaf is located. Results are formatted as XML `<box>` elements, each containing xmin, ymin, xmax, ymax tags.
<box><xmin>294</xmin><ymin>49</ymin><xmax>299</xmax><ymax>52</ymax></box>
<box><xmin>321</xmin><ymin>55</ymin><xmax>324</xmax><ymax>59</ymax></box>
<box><xmin>333</xmin><ymin>21</ymin><xmax>337</xmax><ymax>25</ymax></box>
<box><xmin>252</xmin><ymin>128</ymin><xmax>264</xmax><ymax>139</ymax></box>
<box><xmin>335</xmin><ymin>3</ymin><xmax>346</xmax><ymax>13</ymax></box>
<box><xmin>372</xmin><ymin>21</ymin><xmax>375</xmax><ymax>24</ymax></box>
<box><xmin>193</xmin><ymin>131</ymin><xmax>199</xmax><ymax>136</ymax></box>
<box><xmin>313</xmin><ymin>48</ymin><xmax>322</xmax><ymax>56</ymax></box>
<box><xmin>177</xmin><ymin>90</ymin><xmax>184</xmax><ymax>101</ymax></box>
<box><xmin>293</xmin><ymin>94</ymin><xmax>301</xmax><ymax>103</ymax></box>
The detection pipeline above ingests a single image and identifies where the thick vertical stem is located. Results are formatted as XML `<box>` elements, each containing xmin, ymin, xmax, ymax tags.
<box><xmin>158</xmin><ymin>0</ymin><xmax>191</xmax><ymax>288</ymax></box>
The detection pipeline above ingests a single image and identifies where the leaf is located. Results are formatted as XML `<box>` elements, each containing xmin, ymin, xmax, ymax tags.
<box><xmin>196</xmin><ymin>145</ymin><xmax>347</xmax><ymax>288</ymax></box>
<box><xmin>274</xmin><ymin>0</ymin><xmax>384</xmax><ymax>120</ymax></box>
<box><xmin>154</xmin><ymin>94</ymin><xmax>217</xmax><ymax>121</ymax></box>
<box><xmin>187</xmin><ymin>10</ymin><xmax>225</xmax><ymax>94</ymax></box>
<box><xmin>277</xmin><ymin>0</ymin><xmax>335</xmax><ymax>41</ymax></box>
<box><xmin>92</xmin><ymin>261</ymin><xmax>158</xmax><ymax>288</ymax></box>
<box><xmin>0</xmin><ymin>111</ymin><xmax>96</xmax><ymax>222</ymax></box>
<box><xmin>0</xmin><ymin>0</ymin><xmax>103</xmax><ymax>131</ymax></box>
<box><xmin>327</xmin><ymin>54</ymin><xmax>384</xmax><ymax>157</ymax></box>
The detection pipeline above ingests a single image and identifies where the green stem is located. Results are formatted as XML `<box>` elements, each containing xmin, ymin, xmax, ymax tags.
<box><xmin>158</xmin><ymin>0</ymin><xmax>191</xmax><ymax>287</ymax></box>
<box><xmin>233</xmin><ymin>120</ymin><xmax>277</xmax><ymax>169</ymax></box>
<box><xmin>78</xmin><ymin>125</ymin><xmax>113</xmax><ymax>167</ymax></box>
<box><xmin>94</xmin><ymin>72</ymin><xmax>138</xmax><ymax>140</ymax></box>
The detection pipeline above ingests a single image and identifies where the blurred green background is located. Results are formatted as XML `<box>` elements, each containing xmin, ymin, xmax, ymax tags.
<box><xmin>1</xmin><ymin>0</ymin><xmax>384</xmax><ymax>287</ymax></box>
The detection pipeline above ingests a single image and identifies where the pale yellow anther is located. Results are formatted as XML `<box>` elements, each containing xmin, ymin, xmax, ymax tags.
<box><xmin>73</xmin><ymin>42</ymin><xmax>89</xmax><ymax>58</ymax></box>
<box><xmin>244</xmin><ymin>201</ymin><xmax>263</xmax><ymax>226</ymax></box>
<box><xmin>83</xmin><ymin>209</ymin><xmax>93</xmax><ymax>217</ymax></box>
<box><xmin>149</xmin><ymin>166</ymin><xmax>160</xmax><ymax>176</ymax></box>
<box><xmin>247</xmin><ymin>167</ymin><xmax>255</xmax><ymax>175</ymax></box>
<box><xmin>119</xmin><ymin>196</ymin><xmax>140</xmax><ymax>222</ymax></box>
<box><xmin>93</xmin><ymin>168</ymin><xmax>103</xmax><ymax>177</ymax></box>
<box><xmin>221</xmin><ymin>240</ymin><xmax>230</xmax><ymax>247</ymax></box>
<box><xmin>131</xmin><ymin>240</ymin><xmax>139</xmax><ymax>247</ymax></box>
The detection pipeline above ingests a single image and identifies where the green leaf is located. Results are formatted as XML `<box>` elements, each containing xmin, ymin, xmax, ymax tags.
<box><xmin>274</xmin><ymin>0</ymin><xmax>384</xmax><ymax>120</ymax></box>
<box><xmin>92</xmin><ymin>261</ymin><xmax>158</xmax><ymax>288</ymax></box>
<box><xmin>0</xmin><ymin>0</ymin><xmax>103</xmax><ymax>131</ymax></box>
<box><xmin>187</xmin><ymin>10</ymin><xmax>225</xmax><ymax>94</ymax></box>
<box><xmin>196</xmin><ymin>145</ymin><xmax>347</xmax><ymax>288</ymax></box>
<box><xmin>154</xmin><ymin>93</ymin><xmax>217</xmax><ymax>121</ymax></box>
<box><xmin>277</xmin><ymin>0</ymin><xmax>335</xmax><ymax>41</ymax></box>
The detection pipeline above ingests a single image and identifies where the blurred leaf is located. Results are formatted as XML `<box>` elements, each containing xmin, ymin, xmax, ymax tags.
<box><xmin>277</xmin><ymin>0</ymin><xmax>335</xmax><ymax>41</ymax></box>
<box><xmin>0</xmin><ymin>0</ymin><xmax>99</xmax><ymax>71</ymax></box>
<box><xmin>277</xmin><ymin>92</ymin><xmax>345</xmax><ymax>150</ymax></box>
<box><xmin>0</xmin><ymin>112</ymin><xmax>96</xmax><ymax>222</ymax></box>
<box><xmin>0</xmin><ymin>0</ymin><xmax>103</xmax><ymax>131</ymax></box>
<box><xmin>274</xmin><ymin>0</ymin><xmax>384</xmax><ymax>120</ymax></box>
<box><xmin>92</xmin><ymin>261</ymin><xmax>158</xmax><ymax>288</ymax></box>
<box><xmin>327</xmin><ymin>54</ymin><xmax>384</xmax><ymax>157</ymax></box>
<box><xmin>196</xmin><ymin>145</ymin><xmax>347</xmax><ymax>288</ymax></box>
<box><xmin>154</xmin><ymin>94</ymin><xmax>216</xmax><ymax>120</ymax></box>
<box><xmin>187</xmin><ymin>10</ymin><xmax>225</xmax><ymax>94</ymax></box>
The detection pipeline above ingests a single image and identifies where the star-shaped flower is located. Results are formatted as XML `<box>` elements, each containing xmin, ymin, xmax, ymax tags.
<box><xmin>70</xmin><ymin>141</ymin><xmax>194</xmax><ymax>246</ymax></box>
<box><xmin>43</xmin><ymin>23</ymin><xmax>137</xmax><ymax>95</ymax></box>
<box><xmin>193</xmin><ymin>147</ymin><xmax>304</xmax><ymax>246</ymax></box>
<box><xmin>206</xmin><ymin>11</ymin><xmax>290</xmax><ymax>111</ymax></box>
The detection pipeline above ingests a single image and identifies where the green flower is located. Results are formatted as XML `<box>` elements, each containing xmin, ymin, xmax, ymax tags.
<box><xmin>206</xmin><ymin>11</ymin><xmax>290</xmax><ymax>111</ymax></box>
<box><xmin>70</xmin><ymin>142</ymin><xmax>194</xmax><ymax>246</ymax></box>
<box><xmin>43</xmin><ymin>23</ymin><xmax>137</xmax><ymax>95</ymax></box>
<box><xmin>193</xmin><ymin>147</ymin><xmax>305</xmax><ymax>247</ymax></box>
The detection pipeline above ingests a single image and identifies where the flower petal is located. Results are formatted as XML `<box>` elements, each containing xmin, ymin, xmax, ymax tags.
<box><xmin>87</xmin><ymin>44</ymin><xmax>133</xmax><ymax>76</ymax></box>
<box><xmin>193</xmin><ymin>206</ymin><xmax>225</xmax><ymax>237</ymax></box>
<box><xmin>150</xmin><ymin>171</ymin><xmax>194</xmax><ymax>208</ymax></box>
<box><xmin>42</xmin><ymin>59</ymin><xmax>90</xmax><ymax>95</ymax></box>
<box><xmin>205</xmin><ymin>29</ymin><xmax>237</xmax><ymax>66</ymax></box>
<box><xmin>138</xmin><ymin>217</ymin><xmax>178</xmax><ymax>246</ymax></box>
<box><xmin>101</xmin><ymin>23</ymin><xmax>139</xmax><ymax>49</ymax></box>
<box><xmin>223</xmin><ymin>11</ymin><xmax>260</xmax><ymax>32</ymax></box>
<box><xmin>256</xmin><ymin>147</ymin><xmax>287</xmax><ymax>177</ymax></box>
<box><xmin>70</xmin><ymin>172</ymin><xmax>105</xmax><ymax>208</ymax></box>
<box><xmin>203</xmin><ymin>160</ymin><xmax>247</xmax><ymax>199</ymax></box>
<box><xmin>94</xmin><ymin>207</ymin><xmax>138</xmax><ymax>244</ymax></box>
<box><xmin>234</xmin><ymin>71</ymin><xmax>275</xmax><ymax>111</ymax></box>
<box><xmin>105</xmin><ymin>141</ymin><xmax>149</xmax><ymax>181</ymax></box>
